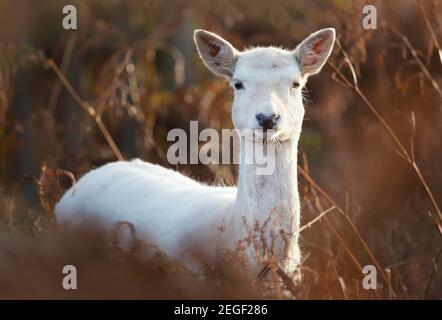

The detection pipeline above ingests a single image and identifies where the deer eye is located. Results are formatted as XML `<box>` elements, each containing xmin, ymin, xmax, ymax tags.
<box><xmin>291</xmin><ymin>81</ymin><xmax>300</xmax><ymax>89</ymax></box>
<box><xmin>233</xmin><ymin>80</ymin><xmax>244</xmax><ymax>90</ymax></box>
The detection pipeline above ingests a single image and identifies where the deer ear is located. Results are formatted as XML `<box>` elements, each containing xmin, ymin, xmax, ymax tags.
<box><xmin>194</xmin><ymin>29</ymin><xmax>238</xmax><ymax>77</ymax></box>
<box><xmin>294</xmin><ymin>28</ymin><xmax>335</xmax><ymax>77</ymax></box>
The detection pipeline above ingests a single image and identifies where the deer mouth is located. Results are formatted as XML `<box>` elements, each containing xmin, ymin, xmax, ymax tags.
<box><xmin>253</xmin><ymin>129</ymin><xmax>284</xmax><ymax>142</ymax></box>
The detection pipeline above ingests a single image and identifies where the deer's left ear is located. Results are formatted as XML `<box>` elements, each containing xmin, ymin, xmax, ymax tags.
<box><xmin>194</xmin><ymin>29</ymin><xmax>238</xmax><ymax>78</ymax></box>
<box><xmin>293</xmin><ymin>28</ymin><xmax>336</xmax><ymax>77</ymax></box>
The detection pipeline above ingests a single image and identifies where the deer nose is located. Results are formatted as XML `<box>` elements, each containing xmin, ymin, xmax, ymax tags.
<box><xmin>256</xmin><ymin>113</ymin><xmax>280</xmax><ymax>130</ymax></box>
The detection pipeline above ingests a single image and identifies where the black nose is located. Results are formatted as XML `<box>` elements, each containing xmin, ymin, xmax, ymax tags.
<box><xmin>256</xmin><ymin>113</ymin><xmax>280</xmax><ymax>130</ymax></box>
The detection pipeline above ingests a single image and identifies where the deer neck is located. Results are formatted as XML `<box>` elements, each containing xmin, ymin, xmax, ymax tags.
<box><xmin>234</xmin><ymin>137</ymin><xmax>300</xmax><ymax>237</ymax></box>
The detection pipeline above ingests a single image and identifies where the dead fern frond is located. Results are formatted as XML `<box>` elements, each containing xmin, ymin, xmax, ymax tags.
<box><xmin>37</xmin><ymin>164</ymin><xmax>76</xmax><ymax>217</ymax></box>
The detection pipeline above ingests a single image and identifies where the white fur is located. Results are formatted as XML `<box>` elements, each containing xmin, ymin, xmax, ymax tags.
<box><xmin>55</xmin><ymin>28</ymin><xmax>335</xmax><ymax>278</ymax></box>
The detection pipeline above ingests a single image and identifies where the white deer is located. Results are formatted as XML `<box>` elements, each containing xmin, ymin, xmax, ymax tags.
<box><xmin>55</xmin><ymin>28</ymin><xmax>335</xmax><ymax>279</ymax></box>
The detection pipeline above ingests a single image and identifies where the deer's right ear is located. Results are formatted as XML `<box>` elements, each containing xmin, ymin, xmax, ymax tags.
<box><xmin>293</xmin><ymin>28</ymin><xmax>336</xmax><ymax>77</ymax></box>
<box><xmin>194</xmin><ymin>29</ymin><xmax>238</xmax><ymax>78</ymax></box>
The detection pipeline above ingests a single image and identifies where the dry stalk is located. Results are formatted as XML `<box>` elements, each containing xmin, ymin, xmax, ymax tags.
<box><xmin>328</xmin><ymin>38</ymin><xmax>442</xmax><ymax>235</ymax></box>
<box><xmin>46</xmin><ymin>58</ymin><xmax>125</xmax><ymax>161</ymax></box>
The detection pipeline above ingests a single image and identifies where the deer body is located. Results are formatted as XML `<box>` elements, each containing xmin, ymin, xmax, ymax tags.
<box><xmin>55</xmin><ymin>28</ymin><xmax>335</xmax><ymax>278</ymax></box>
<box><xmin>56</xmin><ymin>159</ymin><xmax>237</xmax><ymax>259</ymax></box>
